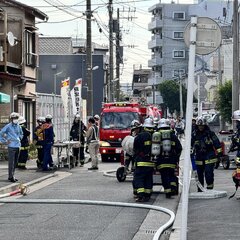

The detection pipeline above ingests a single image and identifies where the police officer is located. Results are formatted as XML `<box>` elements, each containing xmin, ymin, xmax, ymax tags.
<box><xmin>191</xmin><ymin>117</ymin><xmax>223</xmax><ymax>191</ymax></box>
<box><xmin>33</xmin><ymin>117</ymin><xmax>45</xmax><ymax>169</ymax></box>
<box><xmin>17</xmin><ymin>116</ymin><xmax>30</xmax><ymax>169</ymax></box>
<box><xmin>133</xmin><ymin>117</ymin><xmax>155</xmax><ymax>202</ymax></box>
<box><xmin>156</xmin><ymin>118</ymin><xmax>182</xmax><ymax>198</ymax></box>
<box><xmin>0</xmin><ymin>112</ymin><xmax>23</xmax><ymax>182</ymax></box>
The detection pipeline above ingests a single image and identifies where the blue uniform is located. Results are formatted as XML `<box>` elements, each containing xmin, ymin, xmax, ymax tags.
<box><xmin>0</xmin><ymin>122</ymin><xmax>23</xmax><ymax>180</ymax></box>
<box><xmin>42</xmin><ymin>122</ymin><xmax>54</xmax><ymax>170</ymax></box>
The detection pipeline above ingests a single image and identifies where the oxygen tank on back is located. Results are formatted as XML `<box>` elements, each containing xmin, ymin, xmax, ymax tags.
<box><xmin>161</xmin><ymin>130</ymin><xmax>172</xmax><ymax>153</ymax></box>
<box><xmin>151</xmin><ymin>131</ymin><xmax>161</xmax><ymax>156</ymax></box>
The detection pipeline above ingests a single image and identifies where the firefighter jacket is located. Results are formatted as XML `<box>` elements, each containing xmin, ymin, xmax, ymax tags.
<box><xmin>20</xmin><ymin>126</ymin><xmax>30</xmax><ymax>148</ymax></box>
<box><xmin>230</xmin><ymin>129</ymin><xmax>240</xmax><ymax>165</ymax></box>
<box><xmin>133</xmin><ymin>129</ymin><xmax>154</xmax><ymax>167</ymax></box>
<box><xmin>191</xmin><ymin>126</ymin><xmax>222</xmax><ymax>165</ymax></box>
<box><xmin>70</xmin><ymin>121</ymin><xmax>87</xmax><ymax>144</ymax></box>
<box><xmin>156</xmin><ymin>129</ymin><xmax>182</xmax><ymax>169</ymax></box>
<box><xmin>33</xmin><ymin>125</ymin><xmax>44</xmax><ymax>146</ymax></box>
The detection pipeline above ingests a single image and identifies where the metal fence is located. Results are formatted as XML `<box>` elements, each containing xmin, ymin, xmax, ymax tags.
<box><xmin>36</xmin><ymin>93</ymin><xmax>73</xmax><ymax>142</ymax></box>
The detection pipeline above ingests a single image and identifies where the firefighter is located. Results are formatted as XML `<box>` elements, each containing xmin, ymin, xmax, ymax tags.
<box><xmin>156</xmin><ymin>118</ymin><xmax>182</xmax><ymax>198</ymax></box>
<box><xmin>133</xmin><ymin>117</ymin><xmax>155</xmax><ymax>202</ymax></box>
<box><xmin>125</xmin><ymin>119</ymin><xmax>142</xmax><ymax>172</ymax></box>
<box><xmin>70</xmin><ymin>114</ymin><xmax>87</xmax><ymax>167</ymax></box>
<box><xmin>191</xmin><ymin>117</ymin><xmax>223</xmax><ymax>191</ymax></box>
<box><xmin>17</xmin><ymin>116</ymin><xmax>31</xmax><ymax>169</ymax></box>
<box><xmin>42</xmin><ymin>114</ymin><xmax>55</xmax><ymax>171</ymax></box>
<box><xmin>33</xmin><ymin>117</ymin><xmax>45</xmax><ymax>169</ymax></box>
<box><xmin>228</xmin><ymin>110</ymin><xmax>240</xmax><ymax>198</ymax></box>
<box><xmin>230</xmin><ymin>110</ymin><xmax>240</xmax><ymax>166</ymax></box>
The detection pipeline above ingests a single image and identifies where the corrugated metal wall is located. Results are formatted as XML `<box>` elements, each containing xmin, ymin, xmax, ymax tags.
<box><xmin>36</xmin><ymin>93</ymin><xmax>73</xmax><ymax>142</ymax></box>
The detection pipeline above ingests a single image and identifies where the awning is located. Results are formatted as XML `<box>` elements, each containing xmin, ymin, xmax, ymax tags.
<box><xmin>0</xmin><ymin>92</ymin><xmax>10</xmax><ymax>103</ymax></box>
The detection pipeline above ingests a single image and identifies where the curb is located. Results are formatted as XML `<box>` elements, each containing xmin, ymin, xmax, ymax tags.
<box><xmin>0</xmin><ymin>173</ymin><xmax>56</xmax><ymax>195</ymax></box>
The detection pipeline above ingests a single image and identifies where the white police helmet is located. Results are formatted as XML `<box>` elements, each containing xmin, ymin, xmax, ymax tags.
<box><xmin>18</xmin><ymin>116</ymin><xmax>26</xmax><ymax>125</ymax></box>
<box><xmin>10</xmin><ymin>112</ymin><xmax>19</xmax><ymax>119</ymax></box>
<box><xmin>142</xmin><ymin>117</ymin><xmax>155</xmax><ymax>128</ymax></box>
<box><xmin>157</xmin><ymin>118</ymin><xmax>170</xmax><ymax>128</ymax></box>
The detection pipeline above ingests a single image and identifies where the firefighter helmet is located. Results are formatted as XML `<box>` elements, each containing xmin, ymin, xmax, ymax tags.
<box><xmin>18</xmin><ymin>116</ymin><xmax>26</xmax><ymax>125</ymax></box>
<box><xmin>75</xmin><ymin>113</ymin><xmax>80</xmax><ymax>120</ymax></box>
<box><xmin>232</xmin><ymin>110</ymin><xmax>240</xmax><ymax>121</ymax></box>
<box><xmin>37</xmin><ymin>117</ymin><xmax>45</xmax><ymax>123</ymax></box>
<box><xmin>45</xmin><ymin>114</ymin><xmax>52</xmax><ymax>120</ymax></box>
<box><xmin>196</xmin><ymin>117</ymin><xmax>207</xmax><ymax>126</ymax></box>
<box><xmin>94</xmin><ymin>114</ymin><xmax>100</xmax><ymax>120</ymax></box>
<box><xmin>142</xmin><ymin>117</ymin><xmax>155</xmax><ymax>128</ymax></box>
<box><xmin>10</xmin><ymin>112</ymin><xmax>19</xmax><ymax>119</ymax></box>
<box><xmin>157</xmin><ymin>118</ymin><xmax>170</xmax><ymax>129</ymax></box>
<box><xmin>130</xmin><ymin>119</ymin><xmax>142</xmax><ymax>129</ymax></box>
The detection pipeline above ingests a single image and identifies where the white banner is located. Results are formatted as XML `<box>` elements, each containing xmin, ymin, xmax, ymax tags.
<box><xmin>70</xmin><ymin>78</ymin><xmax>82</xmax><ymax>116</ymax></box>
<box><xmin>60</xmin><ymin>78</ymin><xmax>70</xmax><ymax>119</ymax></box>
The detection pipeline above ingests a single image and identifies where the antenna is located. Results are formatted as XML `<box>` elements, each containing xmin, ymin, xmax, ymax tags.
<box><xmin>7</xmin><ymin>32</ymin><xmax>17</xmax><ymax>47</ymax></box>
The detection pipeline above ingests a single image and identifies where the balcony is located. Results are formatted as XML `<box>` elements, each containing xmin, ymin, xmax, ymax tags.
<box><xmin>148</xmin><ymin>17</ymin><xmax>163</xmax><ymax>30</ymax></box>
<box><xmin>148</xmin><ymin>35</ymin><xmax>163</xmax><ymax>49</ymax></box>
<box><xmin>148</xmin><ymin>55</ymin><xmax>163</xmax><ymax>67</ymax></box>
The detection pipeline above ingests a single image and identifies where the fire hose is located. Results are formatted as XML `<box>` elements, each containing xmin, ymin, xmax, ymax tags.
<box><xmin>0</xmin><ymin>198</ymin><xmax>175</xmax><ymax>240</ymax></box>
<box><xmin>0</xmin><ymin>184</ymin><xmax>28</xmax><ymax>199</ymax></box>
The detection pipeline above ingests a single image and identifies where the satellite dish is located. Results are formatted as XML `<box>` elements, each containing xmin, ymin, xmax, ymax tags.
<box><xmin>7</xmin><ymin>32</ymin><xmax>17</xmax><ymax>47</ymax></box>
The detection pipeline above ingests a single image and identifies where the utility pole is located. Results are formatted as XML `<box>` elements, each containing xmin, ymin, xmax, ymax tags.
<box><xmin>86</xmin><ymin>0</ymin><xmax>93</xmax><ymax>117</ymax></box>
<box><xmin>116</xmin><ymin>8</ymin><xmax>120</xmax><ymax>101</ymax></box>
<box><xmin>108</xmin><ymin>0</ymin><xmax>114</xmax><ymax>102</ymax></box>
<box><xmin>218</xmin><ymin>46</ymin><xmax>224</xmax><ymax>130</ymax></box>
<box><xmin>232</xmin><ymin>0</ymin><xmax>239</xmax><ymax>113</ymax></box>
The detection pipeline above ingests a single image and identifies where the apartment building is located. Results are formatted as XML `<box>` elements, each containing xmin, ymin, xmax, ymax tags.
<box><xmin>148</xmin><ymin>0</ymin><xmax>233</xmax><ymax>105</ymax></box>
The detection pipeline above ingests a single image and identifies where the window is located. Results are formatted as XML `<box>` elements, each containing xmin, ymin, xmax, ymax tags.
<box><xmin>25</xmin><ymin>30</ymin><xmax>37</xmax><ymax>67</ymax></box>
<box><xmin>173</xmin><ymin>31</ymin><xmax>184</xmax><ymax>39</ymax></box>
<box><xmin>173</xmin><ymin>69</ymin><xmax>185</xmax><ymax>77</ymax></box>
<box><xmin>173</xmin><ymin>50</ymin><xmax>185</xmax><ymax>58</ymax></box>
<box><xmin>173</xmin><ymin>12</ymin><xmax>185</xmax><ymax>20</ymax></box>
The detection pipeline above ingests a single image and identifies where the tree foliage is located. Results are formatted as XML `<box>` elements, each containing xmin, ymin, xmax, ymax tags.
<box><xmin>215</xmin><ymin>80</ymin><xmax>232</xmax><ymax>123</ymax></box>
<box><xmin>158</xmin><ymin>80</ymin><xmax>187</xmax><ymax>114</ymax></box>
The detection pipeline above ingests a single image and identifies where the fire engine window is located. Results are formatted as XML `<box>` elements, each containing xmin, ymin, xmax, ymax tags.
<box><xmin>101</xmin><ymin>112</ymin><xmax>140</xmax><ymax>129</ymax></box>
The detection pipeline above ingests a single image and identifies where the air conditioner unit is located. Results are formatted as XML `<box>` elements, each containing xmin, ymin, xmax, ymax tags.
<box><xmin>26</xmin><ymin>52</ymin><xmax>38</xmax><ymax>67</ymax></box>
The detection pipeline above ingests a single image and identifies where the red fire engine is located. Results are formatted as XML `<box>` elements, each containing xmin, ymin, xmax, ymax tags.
<box><xmin>99</xmin><ymin>102</ymin><xmax>154</xmax><ymax>162</ymax></box>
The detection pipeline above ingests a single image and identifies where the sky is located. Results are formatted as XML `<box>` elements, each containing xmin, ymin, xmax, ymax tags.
<box><xmin>17</xmin><ymin>0</ymin><xmax>196</xmax><ymax>84</ymax></box>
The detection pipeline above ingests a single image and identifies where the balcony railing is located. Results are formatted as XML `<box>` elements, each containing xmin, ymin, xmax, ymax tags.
<box><xmin>148</xmin><ymin>35</ymin><xmax>163</xmax><ymax>49</ymax></box>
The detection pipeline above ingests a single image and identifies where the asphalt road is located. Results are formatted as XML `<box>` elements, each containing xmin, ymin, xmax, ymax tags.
<box><xmin>0</xmin><ymin>162</ymin><xmax>163</xmax><ymax>240</ymax></box>
<box><xmin>187</xmin><ymin>164</ymin><xmax>240</xmax><ymax>240</ymax></box>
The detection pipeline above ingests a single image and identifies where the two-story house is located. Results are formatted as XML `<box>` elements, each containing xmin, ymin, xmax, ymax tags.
<box><xmin>0</xmin><ymin>0</ymin><xmax>48</xmax><ymax>133</ymax></box>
